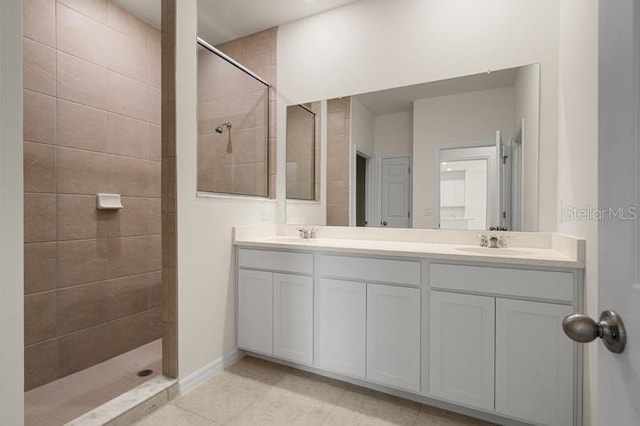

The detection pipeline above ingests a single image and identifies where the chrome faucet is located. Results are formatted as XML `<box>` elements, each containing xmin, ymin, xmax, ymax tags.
<box><xmin>477</xmin><ymin>233</ymin><xmax>508</xmax><ymax>248</ymax></box>
<box><xmin>297</xmin><ymin>227</ymin><xmax>318</xmax><ymax>239</ymax></box>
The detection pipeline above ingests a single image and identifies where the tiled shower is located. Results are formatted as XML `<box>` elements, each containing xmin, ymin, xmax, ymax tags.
<box><xmin>23</xmin><ymin>0</ymin><xmax>162</xmax><ymax>414</ymax></box>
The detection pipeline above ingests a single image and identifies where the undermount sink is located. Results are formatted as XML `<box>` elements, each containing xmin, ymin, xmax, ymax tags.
<box><xmin>455</xmin><ymin>247</ymin><xmax>536</xmax><ymax>256</ymax></box>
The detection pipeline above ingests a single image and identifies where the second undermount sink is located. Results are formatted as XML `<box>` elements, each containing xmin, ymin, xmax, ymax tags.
<box><xmin>455</xmin><ymin>247</ymin><xmax>537</xmax><ymax>257</ymax></box>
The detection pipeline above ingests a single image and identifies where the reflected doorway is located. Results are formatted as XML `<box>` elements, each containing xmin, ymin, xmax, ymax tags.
<box><xmin>355</xmin><ymin>152</ymin><xmax>371</xmax><ymax>227</ymax></box>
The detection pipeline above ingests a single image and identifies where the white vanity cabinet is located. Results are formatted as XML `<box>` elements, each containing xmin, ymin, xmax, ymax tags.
<box><xmin>367</xmin><ymin>283</ymin><xmax>421</xmax><ymax>392</ymax></box>
<box><xmin>237</xmin><ymin>249</ymin><xmax>314</xmax><ymax>364</ymax></box>
<box><xmin>235</xmin><ymin>241</ymin><xmax>583</xmax><ymax>426</ymax></box>
<box><xmin>429</xmin><ymin>263</ymin><xmax>578</xmax><ymax>426</ymax></box>
<box><xmin>317</xmin><ymin>278</ymin><xmax>366</xmax><ymax>377</ymax></box>
<box><xmin>317</xmin><ymin>254</ymin><xmax>422</xmax><ymax>392</ymax></box>
<box><xmin>429</xmin><ymin>291</ymin><xmax>495</xmax><ymax>411</ymax></box>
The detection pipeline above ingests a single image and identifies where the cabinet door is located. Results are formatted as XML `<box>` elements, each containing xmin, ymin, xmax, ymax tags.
<box><xmin>367</xmin><ymin>284</ymin><xmax>421</xmax><ymax>392</ymax></box>
<box><xmin>237</xmin><ymin>269</ymin><xmax>273</xmax><ymax>355</ymax></box>
<box><xmin>495</xmin><ymin>299</ymin><xmax>573</xmax><ymax>426</ymax></box>
<box><xmin>317</xmin><ymin>278</ymin><xmax>366</xmax><ymax>378</ymax></box>
<box><xmin>429</xmin><ymin>291</ymin><xmax>495</xmax><ymax>411</ymax></box>
<box><xmin>274</xmin><ymin>273</ymin><xmax>313</xmax><ymax>364</ymax></box>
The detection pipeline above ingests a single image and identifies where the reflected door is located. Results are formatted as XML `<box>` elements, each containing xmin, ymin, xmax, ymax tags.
<box><xmin>380</xmin><ymin>157</ymin><xmax>411</xmax><ymax>228</ymax></box>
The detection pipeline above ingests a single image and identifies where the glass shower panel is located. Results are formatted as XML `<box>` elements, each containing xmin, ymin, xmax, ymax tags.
<box><xmin>286</xmin><ymin>105</ymin><xmax>316</xmax><ymax>200</ymax></box>
<box><xmin>197</xmin><ymin>44</ymin><xmax>269</xmax><ymax>197</ymax></box>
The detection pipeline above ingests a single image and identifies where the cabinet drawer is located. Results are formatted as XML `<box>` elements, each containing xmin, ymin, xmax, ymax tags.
<box><xmin>238</xmin><ymin>248</ymin><xmax>313</xmax><ymax>274</ymax></box>
<box><xmin>430</xmin><ymin>263</ymin><xmax>574</xmax><ymax>302</ymax></box>
<box><xmin>318</xmin><ymin>254</ymin><xmax>421</xmax><ymax>286</ymax></box>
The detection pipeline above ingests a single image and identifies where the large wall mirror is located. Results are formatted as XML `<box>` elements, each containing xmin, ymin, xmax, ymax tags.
<box><xmin>284</xmin><ymin>64</ymin><xmax>540</xmax><ymax>231</ymax></box>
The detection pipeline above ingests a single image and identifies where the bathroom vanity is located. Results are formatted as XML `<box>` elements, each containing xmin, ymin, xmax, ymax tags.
<box><xmin>233</xmin><ymin>225</ymin><xmax>585</xmax><ymax>426</ymax></box>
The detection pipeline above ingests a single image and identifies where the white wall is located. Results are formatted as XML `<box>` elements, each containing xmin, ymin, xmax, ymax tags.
<box><xmin>374</xmin><ymin>111</ymin><xmax>413</xmax><ymax>156</ymax></box>
<box><xmin>0</xmin><ymin>0</ymin><xmax>24</xmax><ymax>422</ymax></box>
<box><xmin>514</xmin><ymin>65</ymin><xmax>541</xmax><ymax>231</ymax></box>
<box><xmin>556</xmin><ymin>1</ymin><xmax>598</xmax><ymax>424</ymax></box>
<box><xmin>413</xmin><ymin>87</ymin><xmax>515</xmax><ymax>228</ymax></box>
<box><xmin>351</xmin><ymin>97</ymin><xmax>375</xmax><ymax>157</ymax></box>
<box><xmin>278</xmin><ymin>0</ymin><xmax>560</xmax><ymax>230</ymax></box>
<box><xmin>175</xmin><ymin>1</ymin><xmax>280</xmax><ymax>378</ymax></box>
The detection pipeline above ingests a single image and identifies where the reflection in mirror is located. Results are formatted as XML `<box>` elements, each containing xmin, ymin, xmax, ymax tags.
<box><xmin>286</xmin><ymin>103</ymin><xmax>320</xmax><ymax>201</ymax></box>
<box><xmin>285</xmin><ymin>64</ymin><xmax>539</xmax><ymax>231</ymax></box>
<box><xmin>438</xmin><ymin>145</ymin><xmax>497</xmax><ymax>230</ymax></box>
<box><xmin>196</xmin><ymin>40</ymin><xmax>269</xmax><ymax>197</ymax></box>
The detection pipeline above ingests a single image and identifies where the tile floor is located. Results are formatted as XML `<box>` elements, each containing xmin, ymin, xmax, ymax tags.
<box><xmin>25</xmin><ymin>339</ymin><xmax>162</xmax><ymax>426</ymax></box>
<box><xmin>135</xmin><ymin>356</ymin><xmax>494</xmax><ymax>426</ymax></box>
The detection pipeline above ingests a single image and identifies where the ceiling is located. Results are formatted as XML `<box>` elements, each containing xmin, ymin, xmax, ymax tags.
<box><xmin>114</xmin><ymin>0</ymin><xmax>360</xmax><ymax>45</ymax></box>
<box><xmin>355</xmin><ymin>67</ymin><xmax>520</xmax><ymax>116</ymax></box>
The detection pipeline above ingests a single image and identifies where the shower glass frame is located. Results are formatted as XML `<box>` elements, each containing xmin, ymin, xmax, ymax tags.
<box><xmin>196</xmin><ymin>37</ymin><xmax>271</xmax><ymax>199</ymax></box>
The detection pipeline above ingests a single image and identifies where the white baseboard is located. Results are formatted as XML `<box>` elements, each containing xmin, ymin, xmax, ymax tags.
<box><xmin>178</xmin><ymin>348</ymin><xmax>244</xmax><ymax>396</ymax></box>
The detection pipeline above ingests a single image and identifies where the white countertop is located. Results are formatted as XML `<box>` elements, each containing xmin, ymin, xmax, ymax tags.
<box><xmin>233</xmin><ymin>225</ymin><xmax>585</xmax><ymax>269</ymax></box>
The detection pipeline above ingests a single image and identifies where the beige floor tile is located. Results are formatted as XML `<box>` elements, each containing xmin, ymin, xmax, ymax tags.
<box><xmin>173</xmin><ymin>371</ymin><xmax>273</xmax><ymax>424</ymax></box>
<box><xmin>416</xmin><ymin>405</ymin><xmax>494</xmax><ymax>426</ymax></box>
<box><xmin>135</xmin><ymin>403</ymin><xmax>218</xmax><ymax>426</ymax></box>
<box><xmin>333</xmin><ymin>385</ymin><xmax>420</xmax><ymax>426</ymax></box>
<box><xmin>322</xmin><ymin>405</ymin><xmax>407</xmax><ymax>426</ymax></box>
<box><xmin>227</xmin><ymin>387</ymin><xmax>332</xmax><ymax>426</ymax></box>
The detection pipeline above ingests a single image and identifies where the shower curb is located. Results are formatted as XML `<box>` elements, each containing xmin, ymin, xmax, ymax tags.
<box><xmin>64</xmin><ymin>376</ymin><xmax>178</xmax><ymax>426</ymax></box>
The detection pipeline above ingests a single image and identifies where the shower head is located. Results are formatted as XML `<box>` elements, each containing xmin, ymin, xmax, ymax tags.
<box><xmin>215</xmin><ymin>122</ymin><xmax>232</xmax><ymax>133</ymax></box>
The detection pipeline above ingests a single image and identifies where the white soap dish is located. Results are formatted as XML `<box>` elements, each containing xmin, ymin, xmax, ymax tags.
<box><xmin>96</xmin><ymin>193</ymin><xmax>124</xmax><ymax>210</ymax></box>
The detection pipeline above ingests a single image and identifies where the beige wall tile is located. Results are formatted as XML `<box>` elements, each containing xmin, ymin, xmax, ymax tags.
<box><xmin>148</xmin><ymin>124</ymin><xmax>161</xmax><ymax>161</ymax></box>
<box><xmin>107</xmin><ymin>155</ymin><xmax>150</xmax><ymax>196</ymax></box>
<box><xmin>25</xmin><ymin>291</ymin><xmax>57</xmax><ymax>345</ymax></box>
<box><xmin>24</xmin><ymin>340</ymin><xmax>58</xmax><ymax>391</ymax></box>
<box><xmin>24</xmin><ymin>141</ymin><xmax>56</xmax><ymax>193</ymax></box>
<box><xmin>231</xmin><ymin>128</ymin><xmax>259</xmax><ymax>165</ymax></box>
<box><xmin>148</xmin><ymin>198</ymin><xmax>161</xmax><ymax>235</ymax></box>
<box><xmin>107</xmin><ymin>26</ymin><xmax>146</xmax><ymax>81</ymax></box>
<box><xmin>57</xmin><ymin>51</ymin><xmax>108</xmax><ymax>110</ymax></box>
<box><xmin>147</xmin><ymin>86</ymin><xmax>161</xmax><ymax>125</ymax></box>
<box><xmin>57</xmin><ymin>282</ymin><xmax>109</xmax><ymax>335</ymax></box>
<box><xmin>148</xmin><ymin>162</ymin><xmax>161</xmax><ymax>198</ymax></box>
<box><xmin>57</xmin><ymin>147</ymin><xmax>108</xmax><ymax>195</ymax></box>
<box><xmin>107</xmin><ymin>235</ymin><xmax>161</xmax><ymax>279</ymax></box>
<box><xmin>107</xmin><ymin>113</ymin><xmax>149</xmax><ymax>159</ymax></box>
<box><xmin>24</xmin><ymin>242</ymin><xmax>57</xmax><ymax>294</ymax></box>
<box><xmin>147</xmin><ymin>271</ymin><xmax>162</xmax><ymax>308</ymax></box>
<box><xmin>56</xmin><ymin>3</ymin><xmax>107</xmax><ymax>67</ymax></box>
<box><xmin>57</xmin><ymin>99</ymin><xmax>108</xmax><ymax>151</ymax></box>
<box><xmin>161</xmin><ymin>213</ymin><xmax>177</xmax><ymax>270</ymax></box>
<box><xmin>23</xmin><ymin>0</ymin><xmax>55</xmax><ymax>47</ymax></box>
<box><xmin>24</xmin><ymin>90</ymin><xmax>55</xmax><ymax>144</ymax></box>
<box><xmin>57</xmin><ymin>317</ymin><xmax>115</xmax><ymax>376</ymax></box>
<box><xmin>232</xmin><ymin>164</ymin><xmax>257</xmax><ymax>195</ymax></box>
<box><xmin>197</xmin><ymin>168</ymin><xmax>216</xmax><ymax>193</ymax></box>
<box><xmin>106</xmin><ymin>274</ymin><xmax>150</xmax><ymax>320</ymax></box>
<box><xmin>57</xmin><ymin>194</ymin><xmax>109</xmax><ymax>240</ymax></box>
<box><xmin>24</xmin><ymin>193</ymin><xmax>57</xmax><ymax>243</ymax></box>
<box><xmin>106</xmin><ymin>1</ymin><xmax>146</xmax><ymax>40</ymax></box>
<box><xmin>58</xmin><ymin>0</ymin><xmax>107</xmax><ymax>22</ymax></box>
<box><xmin>23</xmin><ymin>38</ymin><xmax>56</xmax><ymax>96</ymax></box>
<box><xmin>146</xmin><ymin>26</ymin><xmax>161</xmax><ymax>88</ymax></box>
<box><xmin>107</xmin><ymin>70</ymin><xmax>147</xmax><ymax>121</ymax></box>
<box><xmin>58</xmin><ymin>310</ymin><xmax>158</xmax><ymax>377</ymax></box>
<box><xmin>107</xmin><ymin>196</ymin><xmax>148</xmax><ymax>237</ymax></box>
<box><xmin>57</xmin><ymin>239</ymin><xmax>109</xmax><ymax>287</ymax></box>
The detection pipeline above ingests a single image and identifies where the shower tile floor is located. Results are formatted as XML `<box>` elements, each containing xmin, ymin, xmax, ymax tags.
<box><xmin>25</xmin><ymin>339</ymin><xmax>162</xmax><ymax>426</ymax></box>
<box><xmin>135</xmin><ymin>356</ymin><xmax>494</xmax><ymax>426</ymax></box>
